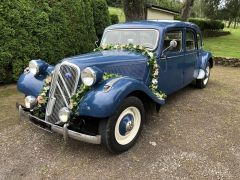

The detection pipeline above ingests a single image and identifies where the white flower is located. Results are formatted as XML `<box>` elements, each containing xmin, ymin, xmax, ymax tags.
<box><xmin>154</xmin><ymin>63</ymin><xmax>158</xmax><ymax>68</ymax></box>
<box><xmin>139</xmin><ymin>45</ymin><xmax>144</xmax><ymax>50</ymax></box>
<box><xmin>152</xmin><ymin>79</ymin><xmax>158</xmax><ymax>85</ymax></box>
<box><xmin>154</xmin><ymin>70</ymin><xmax>159</xmax><ymax>76</ymax></box>
<box><xmin>148</xmin><ymin>52</ymin><xmax>154</xmax><ymax>58</ymax></box>
<box><xmin>133</xmin><ymin>45</ymin><xmax>137</xmax><ymax>49</ymax></box>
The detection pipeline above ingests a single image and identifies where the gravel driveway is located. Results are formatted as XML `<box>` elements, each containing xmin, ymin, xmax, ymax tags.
<box><xmin>0</xmin><ymin>66</ymin><xmax>240</xmax><ymax>179</ymax></box>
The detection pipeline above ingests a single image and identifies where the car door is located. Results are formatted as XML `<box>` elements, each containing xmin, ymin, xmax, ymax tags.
<box><xmin>183</xmin><ymin>28</ymin><xmax>198</xmax><ymax>85</ymax></box>
<box><xmin>158</xmin><ymin>29</ymin><xmax>185</xmax><ymax>95</ymax></box>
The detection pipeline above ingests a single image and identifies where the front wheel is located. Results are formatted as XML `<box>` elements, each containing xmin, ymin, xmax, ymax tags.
<box><xmin>99</xmin><ymin>96</ymin><xmax>145</xmax><ymax>153</ymax></box>
<box><xmin>196</xmin><ymin>62</ymin><xmax>211</xmax><ymax>89</ymax></box>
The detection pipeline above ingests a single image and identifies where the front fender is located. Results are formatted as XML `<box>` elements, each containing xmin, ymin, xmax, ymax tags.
<box><xmin>17</xmin><ymin>65</ymin><xmax>54</xmax><ymax>97</ymax></box>
<box><xmin>78</xmin><ymin>77</ymin><xmax>165</xmax><ymax>118</ymax></box>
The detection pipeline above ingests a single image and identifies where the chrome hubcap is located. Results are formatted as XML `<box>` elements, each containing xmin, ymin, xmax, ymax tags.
<box><xmin>119</xmin><ymin>114</ymin><xmax>134</xmax><ymax>136</ymax></box>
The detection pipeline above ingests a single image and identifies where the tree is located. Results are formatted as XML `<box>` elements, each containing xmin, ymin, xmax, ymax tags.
<box><xmin>122</xmin><ymin>0</ymin><xmax>145</xmax><ymax>21</ymax></box>
<box><xmin>202</xmin><ymin>0</ymin><xmax>221</xmax><ymax>20</ymax></box>
<box><xmin>92</xmin><ymin>0</ymin><xmax>111</xmax><ymax>39</ymax></box>
<box><xmin>181</xmin><ymin>0</ymin><xmax>195</xmax><ymax>21</ymax></box>
<box><xmin>225</xmin><ymin>0</ymin><xmax>240</xmax><ymax>28</ymax></box>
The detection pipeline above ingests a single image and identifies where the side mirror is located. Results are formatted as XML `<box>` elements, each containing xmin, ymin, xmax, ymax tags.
<box><xmin>170</xmin><ymin>40</ymin><xmax>177</xmax><ymax>48</ymax></box>
<box><xmin>161</xmin><ymin>39</ymin><xmax>178</xmax><ymax>57</ymax></box>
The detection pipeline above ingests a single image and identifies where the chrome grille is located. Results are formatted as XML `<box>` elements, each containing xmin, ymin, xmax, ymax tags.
<box><xmin>46</xmin><ymin>62</ymin><xmax>80</xmax><ymax>124</ymax></box>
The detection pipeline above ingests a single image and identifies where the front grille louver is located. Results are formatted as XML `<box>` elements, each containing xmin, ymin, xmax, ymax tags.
<box><xmin>45</xmin><ymin>62</ymin><xmax>80</xmax><ymax>124</ymax></box>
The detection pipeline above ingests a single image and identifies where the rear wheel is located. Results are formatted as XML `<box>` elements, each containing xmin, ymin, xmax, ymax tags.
<box><xmin>196</xmin><ymin>62</ymin><xmax>211</xmax><ymax>89</ymax></box>
<box><xmin>99</xmin><ymin>96</ymin><xmax>145</xmax><ymax>153</ymax></box>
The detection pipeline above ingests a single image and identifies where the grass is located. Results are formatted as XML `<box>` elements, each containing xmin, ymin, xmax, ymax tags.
<box><xmin>203</xmin><ymin>28</ymin><xmax>240</xmax><ymax>58</ymax></box>
<box><xmin>109</xmin><ymin>7</ymin><xmax>125</xmax><ymax>23</ymax></box>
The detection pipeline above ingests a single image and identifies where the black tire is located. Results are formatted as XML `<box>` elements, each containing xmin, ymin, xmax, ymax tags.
<box><xmin>99</xmin><ymin>96</ymin><xmax>145</xmax><ymax>153</ymax></box>
<box><xmin>196</xmin><ymin>62</ymin><xmax>211</xmax><ymax>89</ymax></box>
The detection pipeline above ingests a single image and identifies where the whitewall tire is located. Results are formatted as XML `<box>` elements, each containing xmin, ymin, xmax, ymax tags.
<box><xmin>99</xmin><ymin>96</ymin><xmax>145</xmax><ymax>153</ymax></box>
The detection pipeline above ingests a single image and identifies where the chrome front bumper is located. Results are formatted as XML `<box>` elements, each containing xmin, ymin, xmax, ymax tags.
<box><xmin>16</xmin><ymin>103</ymin><xmax>101</xmax><ymax>144</ymax></box>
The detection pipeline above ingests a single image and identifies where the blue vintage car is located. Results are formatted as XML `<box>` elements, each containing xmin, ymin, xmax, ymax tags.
<box><xmin>17</xmin><ymin>20</ymin><xmax>213</xmax><ymax>153</ymax></box>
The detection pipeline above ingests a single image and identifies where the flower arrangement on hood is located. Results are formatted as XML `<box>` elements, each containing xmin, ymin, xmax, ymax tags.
<box><xmin>34</xmin><ymin>44</ymin><xmax>166</xmax><ymax>117</ymax></box>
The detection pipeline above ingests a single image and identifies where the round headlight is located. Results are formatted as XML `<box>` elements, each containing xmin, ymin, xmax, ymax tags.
<box><xmin>29</xmin><ymin>60</ymin><xmax>39</xmax><ymax>75</ymax></box>
<box><xmin>25</xmin><ymin>96</ymin><xmax>37</xmax><ymax>109</ymax></box>
<box><xmin>81</xmin><ymin>67</ymin><xmax>96</xmax><ymax>86</ymax></box>
<box><xmin>58</xmin><ymin>107</ymin><xmax>71</xmax><ymax>123</ymax></box>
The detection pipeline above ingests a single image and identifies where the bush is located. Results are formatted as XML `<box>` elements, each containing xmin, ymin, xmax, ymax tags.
<box><xmin>110</xmin><ymin>14</ymin><xmax>119</xmax><ymax>24</ymax></box>
<box><xmin>188</xmin><ymin>18</ymin><xmax>225</xmax><ymax>31</ymax></box>
<box><xmin>92</xmin><ymin>0</ymin><xmax>111</xmax><ymax>40</ymax></box>
<box><xmin>0</xmin><ymin>0</ymin><xmax>97</xmax><ymax>83</ymax></box>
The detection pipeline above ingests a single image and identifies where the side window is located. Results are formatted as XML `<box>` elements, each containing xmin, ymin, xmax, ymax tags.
<box><xmin>163</xmin><ymin>30</ymin><xmax>182</xmax><ymax>53</ymax></box>
<box><xmin>186</xmin><ymin>30</ymin><xmax>196</xmax><ymax>51</ymax></box>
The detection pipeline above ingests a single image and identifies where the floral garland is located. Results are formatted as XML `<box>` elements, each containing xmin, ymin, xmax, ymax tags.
<box><xmin>70</xmin><ymin>73</ymin><xmax>119</xmax><ymax>116</ymax></box>
<box><xmin>35</xmin><ymin>44</ymin><xmax>166</xmax><ymax>118</ymax></box>
<box><xmin>34</xmin><ymin>75</ymin><xmax>52</xmax><ymax>118</ymax></box>
<box><xmin>94</xmin><ymin>44</ymin><xmax>167</xmax><ymax>100</ymax></box>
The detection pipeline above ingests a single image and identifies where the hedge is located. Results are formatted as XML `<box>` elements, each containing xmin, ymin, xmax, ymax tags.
<box><xmin>110</xmin><ymin>14</ymin><xmax>119</xmax><ymax>24</ymax></box>
<box><xmin>188</xmin><ymin>18</ymin><xmax>225</xmax><ymax>31</ymax></box>
<box><xmin>0</xmin><ymin>0</ymin><xmax>110</xmax><ymax>83</ymax></box>
<box><xmin>92</xmin><ymin>0</ymin><xmax>111</xmax><ymax>40</ymax></box>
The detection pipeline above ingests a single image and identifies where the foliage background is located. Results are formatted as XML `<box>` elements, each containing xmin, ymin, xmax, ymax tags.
<box><xmin>0</xmin><ymin>0</ymin><xmax>110</xmax><ymax>83</ymax></box>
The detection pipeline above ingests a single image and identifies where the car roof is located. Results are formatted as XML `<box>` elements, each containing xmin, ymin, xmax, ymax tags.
<box><xmin>106</xmin><ymin>20</ymin><xmax>201</xmax><ymax>32</ymax></box>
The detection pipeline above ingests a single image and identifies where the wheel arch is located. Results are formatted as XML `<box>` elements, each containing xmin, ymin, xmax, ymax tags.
<box><xmin>78</xmin><ymin>77</ymin><xmax>165</xmax><ymax>118</ymax></box>
<box><xmin>127</xmin><ymin>90</ymin><xmax>160</xmax><ymax>117</ymax></box>
<box><xmin>208</xmin><ymin>57</ymin><xmax>213</xmax><ymax>68</ymax></box>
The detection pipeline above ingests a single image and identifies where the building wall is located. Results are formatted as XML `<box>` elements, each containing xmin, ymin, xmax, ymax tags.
<box><xmin>147</xmin><ymin>8</ymin><xmax>175</xmax><ymax>20</ymax></box>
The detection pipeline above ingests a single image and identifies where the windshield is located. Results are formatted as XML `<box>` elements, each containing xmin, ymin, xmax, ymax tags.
<box><xmin>101</xmin><ymin>29</ymin><xmax>159</xmax><ymax>50</ymax></box>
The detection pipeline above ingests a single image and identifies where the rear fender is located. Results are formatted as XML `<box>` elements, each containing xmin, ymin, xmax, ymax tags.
<box><xmin>197</xmin><ymin>51</ymin><xmax>213</xmax><ymax>79</ymax></box>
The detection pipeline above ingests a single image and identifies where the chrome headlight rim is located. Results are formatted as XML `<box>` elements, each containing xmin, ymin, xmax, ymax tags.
<box><xmin>25</xmin><ymin>95</ymin><xmax>37</xmax><ymax>109</ymax></box>
<box><xmin>81</xmin><ymin>67</ymin><xmax>97</xmax><ymax>86</ymax></box>
<box><xmin>29</xmin><ymin>60</ymin><xmax>40</xmax><ymax>75</ymax></box>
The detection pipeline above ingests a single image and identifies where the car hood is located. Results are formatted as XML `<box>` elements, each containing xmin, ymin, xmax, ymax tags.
<box><xmin>63</xmin><ymin>50</ymin><xmax>149</xmax><ymax>81</ymax></box>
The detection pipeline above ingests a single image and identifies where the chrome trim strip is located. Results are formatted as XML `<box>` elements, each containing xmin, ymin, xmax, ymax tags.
<box><xmin>58</xmin><ymin>72</ymin><xmax>71</xmax><ymax>98</ymax></box>
<box><xmin>56</xmin><ymin>82</ymin><xmax>69</xmax><ymax>107</ymax></box>
<box><xmin>52</xmin><ymin>125</ymin><xmax>101</xmax><ymax>144</ymax></box>
<box><xmin>46</xmin><ymin>97</ymin><xmax>56</xmax><ymax>116</ymax></box>
<box><xmin>104</xmin><ymin>77</ymin><xmax>126</xmax><ymax>92</ymax></box>
<box><xmin>160</xmin><ymin>54</ymin><xmax>185</xmax><ymax>60</ymax></box>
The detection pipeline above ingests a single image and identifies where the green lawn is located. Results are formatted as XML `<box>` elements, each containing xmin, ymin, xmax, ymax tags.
<box><xmin>109</xmin><ymin>7</ymin><xmax>125</xmax><ymax>23</ymax></box>
<box><xmin>203</xmin><ymin>28</ymin><xmax>240</xmax><ymax>58</ymax></box>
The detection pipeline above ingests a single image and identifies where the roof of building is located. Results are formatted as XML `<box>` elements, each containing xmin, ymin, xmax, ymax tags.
<box><xmin>145</xmin><ymin>4</ymin><xmax>180</xmax><ymax>15</ymax></box>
